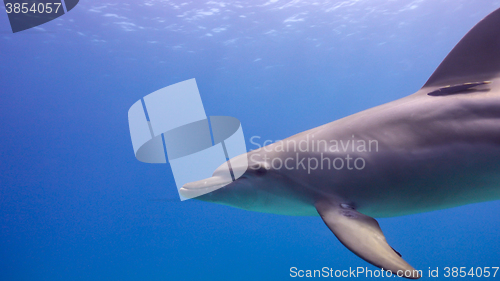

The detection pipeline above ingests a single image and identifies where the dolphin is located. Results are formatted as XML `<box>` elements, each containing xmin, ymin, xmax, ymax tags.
<box><xmin>180</xmin><ymin>7</ymin><xmax>500</xmax><ymax>279</ymax></box>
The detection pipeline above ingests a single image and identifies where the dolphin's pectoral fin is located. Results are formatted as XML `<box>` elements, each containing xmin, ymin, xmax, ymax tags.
<box><xmin>315</xmin><ymin>200</ymin><xmax>421</xmax><ymax>279</ymax></box>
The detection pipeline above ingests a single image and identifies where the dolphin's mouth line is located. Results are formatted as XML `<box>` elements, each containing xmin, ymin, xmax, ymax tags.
<box><xmin>179</xmin><ymin>175</ymin><xmax>235</xmax><ymax>199</ymax></box>
<box><xmin>181</xmin><ymin>179</ymin><xmax>232</xmax><ymax>190</ymax></box>
<box><xmin>179</xmin><ymin>174</ymin><xmax>252</xmax><ymax>199</ymax></box>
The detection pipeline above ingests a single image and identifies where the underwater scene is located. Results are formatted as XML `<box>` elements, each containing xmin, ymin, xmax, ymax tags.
<box><xmin>1</xmin><ymin>0</ymin><xmax>500</xmax><ymax>280</ymax></box>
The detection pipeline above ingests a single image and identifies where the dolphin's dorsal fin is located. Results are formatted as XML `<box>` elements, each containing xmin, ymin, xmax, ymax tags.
<box><xmin>315</xmin><ymin>200</ymin><xmax>421</xmax><ymax>279</ymax></box>
<box><xmin>423</xmin><ymin>8</ymin><xmax>500</xmax><ymax>88</ymax></box>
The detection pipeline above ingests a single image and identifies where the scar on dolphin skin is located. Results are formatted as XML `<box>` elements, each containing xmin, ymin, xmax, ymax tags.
<box><xmin>427</xmin><ymin>81</ymin><xmax>491</xmax><ymax>96</ymax></box>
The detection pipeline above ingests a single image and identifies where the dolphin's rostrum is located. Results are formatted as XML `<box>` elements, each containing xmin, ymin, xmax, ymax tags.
<box><xmin>181</xmin><ymin>7</ymin><xmax>500</xmax><ymax>279</ymax></box>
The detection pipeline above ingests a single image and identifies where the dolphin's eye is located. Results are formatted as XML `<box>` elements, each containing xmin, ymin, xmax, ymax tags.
<box><xmin>250</xmin><ymin>164</ymin><xmax>268</xmax><ymax>176</ymax></box>
<box><xmin>255</xmin><ymin>166</ymin><xmax>267</xmax><ymax>176</ymax></box>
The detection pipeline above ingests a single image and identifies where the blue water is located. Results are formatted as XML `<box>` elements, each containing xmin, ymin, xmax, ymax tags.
<box><xmin>1</xmin><ymin>1</ymin><xmax>500</xmax><ymax>280</ymax></box>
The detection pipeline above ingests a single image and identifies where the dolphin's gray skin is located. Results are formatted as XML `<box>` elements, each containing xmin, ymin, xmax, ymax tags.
<box><xmin>181</xmin><ymin>7</ymin><xmax>500</xmax><ymax>279</ymax></box>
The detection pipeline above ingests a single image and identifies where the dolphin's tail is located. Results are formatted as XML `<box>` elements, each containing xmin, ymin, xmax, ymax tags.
<box><xmin>423</xmin><ymin>7</ymin><xmax>500</xmax><ymax>88</ymax></box>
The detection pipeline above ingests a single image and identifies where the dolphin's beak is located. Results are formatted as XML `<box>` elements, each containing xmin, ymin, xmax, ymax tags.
<box><xmin>179</xmin><ymin>154</ymin><xmax>250</xmax><ymax>199</ymax></box>
<box><xmin>179</xmin><ymin>175</ymin><xmax>233</xmax><ymax>199</ymax></box>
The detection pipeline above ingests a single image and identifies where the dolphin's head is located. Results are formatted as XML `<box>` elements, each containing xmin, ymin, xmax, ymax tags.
<box><xmin>179</xmin><ymin>150</ymin><xmax>310</xmax><ymax>213</ymax></box>
<box><xmin>179</xmin><ymin>152</ymin><xmax>273</xmax><ymax>207</ymax></box>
